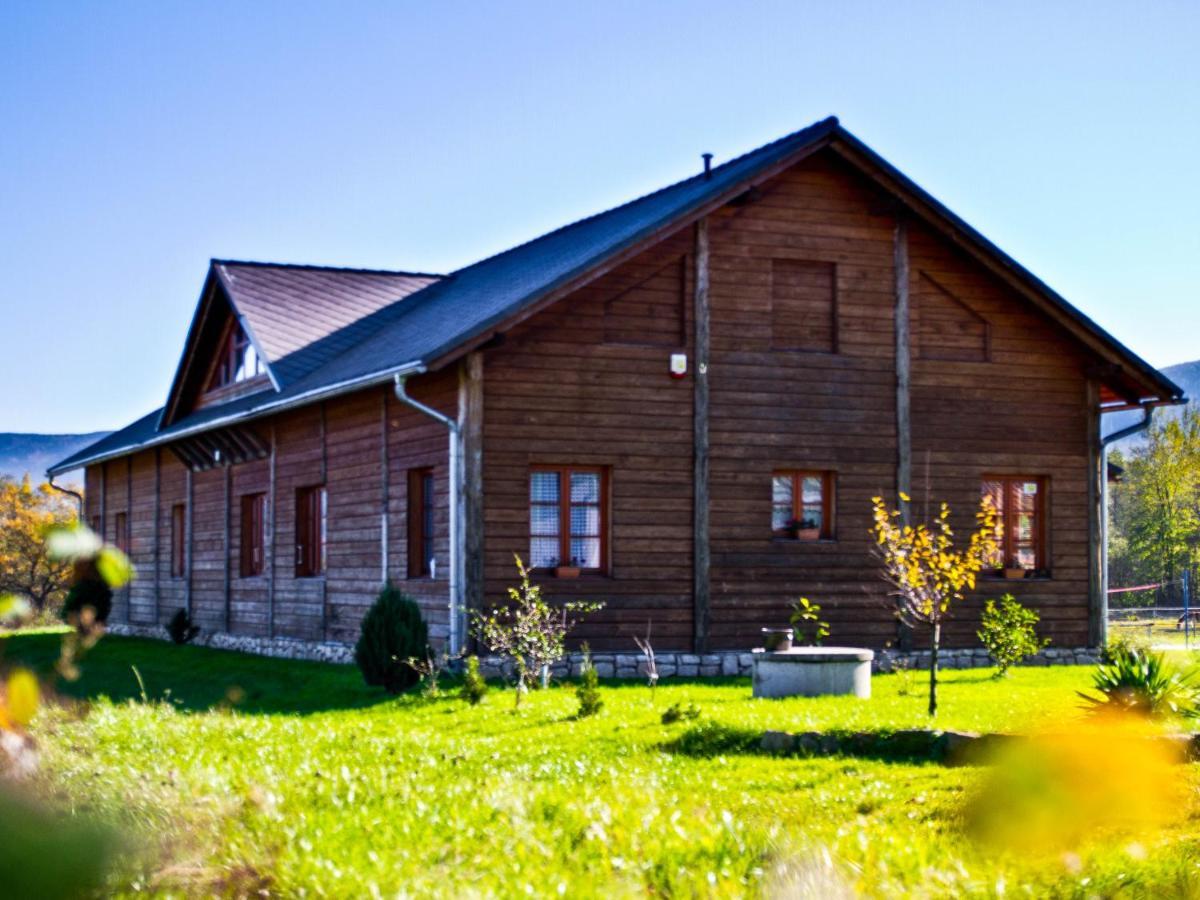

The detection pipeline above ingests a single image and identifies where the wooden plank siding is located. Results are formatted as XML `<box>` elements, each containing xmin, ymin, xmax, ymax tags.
<box><xmin>81</xmin><ymin>373</ymin><xmax>454</xmax><ymax>646</ymax></box>
<box><xmin>481</xmin><ymin>228</ymin><xmax>697</xmax><ymax>651</ymax></box>
<box><xmin>907</xmin><ymin>217</ymin><xmax>1093</xmax><ymax>648</ymax></box>
<box><xmin>705</xmin><ymin>153</ymin><xmax>901</xmax><ymax>649</ymax></box>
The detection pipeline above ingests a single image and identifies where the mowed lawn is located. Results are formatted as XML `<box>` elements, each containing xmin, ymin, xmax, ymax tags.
<box><xmin>6</xmin><ymin>632</ymin><xmax>1200</xmax><ymax>897</ymax></box>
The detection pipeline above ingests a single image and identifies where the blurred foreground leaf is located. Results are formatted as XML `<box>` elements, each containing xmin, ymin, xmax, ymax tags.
<box><xmin>5</xmin><ymin>669</ymin><xmax>39</xmax><ymax>727</ymax></box>
<box><xmin>44</xmin><ymin>524</ymin><xmax>102</xmax><ymax>562</ymax></box>
<box><xmin>95</xmin><ymin>547</ymin><xmax>134</xmax><ymax>589</ymax></box>
<box><xmin>0</xmin><ymin>593</ymin><xmax>31</xmax><ymax>626</ymax></box>
<box><xmin>0</xmin><ymin>785</ymin><xmax>116</xmax><ymax>899</ymax></box>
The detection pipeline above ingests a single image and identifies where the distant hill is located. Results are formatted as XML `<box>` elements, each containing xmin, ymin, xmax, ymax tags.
<box><xmin>0</xmin><ymin>432</ymin><xmax>111</xmax><ymax>484</ymax></box>
<box><xmin>1105</xmin><ymin>360</ymin><xmax>1200</xmax><ymax>448</ymax></box>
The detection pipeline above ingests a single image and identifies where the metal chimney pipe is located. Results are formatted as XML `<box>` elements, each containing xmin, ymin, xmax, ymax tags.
<box><xmin>701</xmin><ymin>153</ymin><xmax>713</xmax><ymax>178</ymax></box>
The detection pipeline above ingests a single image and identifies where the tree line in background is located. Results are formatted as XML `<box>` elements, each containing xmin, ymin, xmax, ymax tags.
<box><xmin>0</xmin><ymin>475</ymin><xmax>78</xmax><ymax>618</ymax></box>
<box><xmin>1108</xmin><ymin>409</ymin><xmax>1200</xmax><ymax>608</ymax></box>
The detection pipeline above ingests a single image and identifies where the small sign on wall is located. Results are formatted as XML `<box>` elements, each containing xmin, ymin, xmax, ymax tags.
<box><xmin>669</xmin><ymin>353</ymin><xmax>688</xmax><ymax>379</ymax></box>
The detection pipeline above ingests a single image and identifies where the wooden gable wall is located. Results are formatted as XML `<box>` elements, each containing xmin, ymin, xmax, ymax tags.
<box><xmin>478</xmin><ymin>148</ymin><xmax>1099</xmax><ymax>651</ymax></box>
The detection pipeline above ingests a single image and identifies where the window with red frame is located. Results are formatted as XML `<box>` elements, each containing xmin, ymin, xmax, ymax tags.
<box><xmin>772</xmin><ymin>471</ymin><xmax>835</xmax><ymax>540</ymax></box>
<box><xmin>295</xmin><ymin>485</ymin><xmax>327</xmax><ymax>577</ymax></box>
<box><xmin>113</xmin><ymin>511</ymin><xmax>129</xmax><ymax>553</ymax></box>
<box><xmin>981</xmin><ymin>476</ymin><xmax>1047</xmax><ymax>571</ymax></box>
<box><xmin>407</xmin><ymin>468</ymin><xmax>435</xmax><ymax>578</ymax></box>
<box><xmin>240</xmin><ymin>493</ymin><xmax>267</xmax><ymax>577</ymax></box>
<box><xmin>529</xmin><ymin>467</ymin><xmax>606</xmax><ymax>570</ymax></box>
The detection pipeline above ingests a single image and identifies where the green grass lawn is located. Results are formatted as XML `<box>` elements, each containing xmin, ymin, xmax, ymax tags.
<box><xmin>1110</xmin><ymin>616</ymin><xmax>1200</xmax><ymax>650</ymax></box>
<box><xmin>4</xmin><ymin>631</ymin><xmax>1200</xmax><ymax>897</ymax></box>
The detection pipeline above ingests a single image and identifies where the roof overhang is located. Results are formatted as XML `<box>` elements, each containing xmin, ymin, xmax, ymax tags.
<box><xmin>46</xmin><ymin>360</ymin><xmax>424</xmax><ymax>477</ymax></box>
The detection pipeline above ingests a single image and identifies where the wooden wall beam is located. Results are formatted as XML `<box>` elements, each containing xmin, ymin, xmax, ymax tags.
<box><xmin>153</xmin><ymin>448</ymin><xmax>161</xmax><ymax>626</ymax></box>
<box><xmin>693</xmin><ymin>217</ymin><xmax>711</xmax><ymax>653</ymax></box>
<box><xmin>894</xmin><ymin>215</ymin><xmax>912</xmax><ymax>516</ymax></box>
<box><xmin>894</xmin><ymin>214</ymin><xmax>914</xmax><ymax>651</ymax></box>
<box><xmin>381</xmin><ymin>390</ymin><xmax>390</xmax><ymax>585</ymax></box>
<box><xmin>1086</xmin><ymin>379</ymin><xmax>1105</xmax><ymax>647</ymax></box>
<box><xmin>223</xmin><ymin>462</ymin><xmax>232</xmax><ymax>632</ymax></box>
<box><xmin>99</xmin><ymin>462</ymin><xmax>107</xmax><ymax>541</ymax></box>
<box><xmin>461</xmin><ymin>352</ymin><xmax>485</xmax><ymax>643</ymax></box>
<box><xmin>268</xmin><ymin>422</ymin><xmax>277</xmax><ymax>639</ymax></box>
<box><xmin>319</xmin><ymin>401</ymin><xmax>328</xmax><ymax>640</ymax></box>
<box><xmin>125</xmin><ymin>455</ymin><xmax>132</xmax><ymax>623</ymax></box>
<box><xmin>185</xmin><ymin>466</ymin><xmax>193</xmax><ymax>616</ymax></box>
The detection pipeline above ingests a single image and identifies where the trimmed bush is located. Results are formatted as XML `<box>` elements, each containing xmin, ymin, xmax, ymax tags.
<box><xmin>61</xmin><ymin>576</ymin><xmax>113</xmax><ymax>626</ymax></box>
<box><xmin>461</xmin><ymin>655</ymin><xmax>488</xmax><ymax>705</ymax></box>
<box><xmin>354</xmin><ymin>584</ymin><xmax>429</xmax><ymax>693</ymax></box>
<box><xmin>167</xmin><ymin>609</ymin><xmax>200</xmax><ymax>645</ymax></box>
<box><xmin>977</xmin><ymin>594</ymin><xmax>1049</xmax><ymax>677</ymax></box>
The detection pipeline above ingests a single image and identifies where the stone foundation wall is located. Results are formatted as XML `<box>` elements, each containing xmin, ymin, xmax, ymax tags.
<box><xmin>105</xmin><ymin>623</ymin><xmax>1099</xmax><ymax>675</ymax></box>
<box><xmin>106</xmin><ymin>623</ymin><xmax>354</xmax><ymax>664</ymax></box>
<box><xmin>476</xmin><ymin>646</ymin><xmax>1100</xmax><ymax>680</ymax></box>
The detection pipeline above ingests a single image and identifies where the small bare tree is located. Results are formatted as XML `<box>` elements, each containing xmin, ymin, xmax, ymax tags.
<box><xmin>471</xmin><ymin>555</ymin><xmax>601</xmax><ymax>708</ymax></box>
<box><xmin>633</xmin><ymin>622</ymin><xmax>658</xmax><ymax>700</ymax></box>
<box><xmin>871</xmin><ymin>493</ymin><xmax>997</xmax><ymax>716</ymax></box>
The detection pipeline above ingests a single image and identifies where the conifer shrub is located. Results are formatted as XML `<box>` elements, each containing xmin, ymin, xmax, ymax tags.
<box><xmin>575</xmin><ymin>645</ymin><xmax>603</xmax><ymax>718</ymax></box>
<box><xmin>167</xmin><ymin>608</ymin><xmax>200</xmax><ymax>645</ymax></box>
<box><xmin>354</xmin><ymin>584</ymin><xmax>429</xmax><ymax>693</ymax></box>
<box><xmin>461</xmin><ymin>655</ymin><xmax>488</xmax><ymax>705</ymax></box>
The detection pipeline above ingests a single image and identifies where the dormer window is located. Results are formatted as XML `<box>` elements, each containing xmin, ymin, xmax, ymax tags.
<box><xmin>208</xmin><ymin>322</ymin><xmax>264</xmax><ymax>390</ymax></box>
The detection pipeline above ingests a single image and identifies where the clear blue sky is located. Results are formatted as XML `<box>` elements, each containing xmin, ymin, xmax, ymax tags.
<box><xmin>2</xmin><ymin>1</ymin><xmax>1197</xmax><ymax>433</ymax></box>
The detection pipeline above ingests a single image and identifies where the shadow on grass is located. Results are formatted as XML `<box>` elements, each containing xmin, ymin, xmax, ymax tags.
<box><xmin>663</xmin><ymin>720</ymin><xmax>953</xmax><ymax>765</ymax></box>
<box><xmin>0</xmin><ymin>631</ymin><xmax>395</xmax><ymax>716</ymax></box>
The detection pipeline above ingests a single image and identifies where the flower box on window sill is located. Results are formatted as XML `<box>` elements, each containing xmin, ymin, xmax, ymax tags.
<box><xmin>554</xmin><ymin>565</ymin><xmax>582</xmax><ymax>579</ymax></box>
<box><xmin>790</xmin><ymin>527</ymin><xmax>821</xmax><ymax>541</ymax></box>
<box><xmin>1003</xmin><ymin>567</ymin><xmax>1028</xmax><ymax>580</ymax></box>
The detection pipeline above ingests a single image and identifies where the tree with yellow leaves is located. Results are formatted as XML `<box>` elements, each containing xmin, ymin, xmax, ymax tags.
<box><xmin>871</xmin><ymin>493</ymin><xmax>998</xmax><ymax>716</ymax></box>
<box><xmin>0</xmin><ymin>476</ymin><xmax>78</xmax><ymax>614</ymax></box>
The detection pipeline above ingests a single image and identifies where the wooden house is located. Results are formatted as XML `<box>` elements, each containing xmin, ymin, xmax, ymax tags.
<box><xmin>49</xmin><ymin>117</ymin><xmax>1184</xmax><ymax>657</ymax></box>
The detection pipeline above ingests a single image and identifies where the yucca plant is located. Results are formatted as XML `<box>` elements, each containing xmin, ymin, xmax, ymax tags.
<box><xmin>1078</xmin><ymin>645</ymin><xmax>1197</xmax><ymax>718</ymax></box>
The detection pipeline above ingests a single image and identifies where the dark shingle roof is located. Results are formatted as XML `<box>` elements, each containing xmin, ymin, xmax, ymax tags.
<box><xmin>50</xmin><ymin>116</ymin><xmax>1184</xmax><ymax>475</ymax></box>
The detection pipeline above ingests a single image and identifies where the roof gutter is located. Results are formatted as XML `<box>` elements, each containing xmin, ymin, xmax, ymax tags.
<box><xmin>1101</xmin><ymin>404</ymin><xmax>1157</xmax><ymax>448</ymax></box>
<box><xmin>47</xmin><ymin>474</ymin><xmax>84</xmax><ymax>518</ymax></box>
<box><xmin>1097</xmin><ymin>402</ymin><xmax>1158</xmax><ymax>647</ymax></box>
<box><xmin>47</xmin><ymin>360</ymin><xmax>425</xmax><ymax>477</ymax></box>
<box><xmin>393</xmin><ymin>371</ymin><xmax>463</xmax><ymax>656</ymax></box>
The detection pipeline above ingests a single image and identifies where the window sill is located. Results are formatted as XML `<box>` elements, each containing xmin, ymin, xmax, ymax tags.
<box><xmin>294</xmin><ymin>574</ymin><xmax>326</xmax><ymax>581</ymax></box>
<box><xmin>533</xmin><ymin>570</ymin><xmax>610</xmax><ymax>580</ymax></box>
<box><xmin>980</xmin><ymin>574</ymin><xmax>1053</xmax><ymax>583</ymax></box>
<box><xmin>771</xmin><ymin>537</ymin><xmax>837</xmax><ymax>545</ymax></box>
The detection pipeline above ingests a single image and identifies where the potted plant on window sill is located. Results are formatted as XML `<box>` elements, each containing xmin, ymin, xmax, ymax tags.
<box><xmin>1003</xmin><ymin>566</ymin><xmax>1028</xmax><ymax>580</ymax></box>
<box><xmin>552</xmin><ymin>558</ymin><xmax>582</xmax><ymax>579</ymax></box>
<box><xmin>785</xmin><ymin>517</ymin><xmax>821</xmax><ymax>541</ymax></box>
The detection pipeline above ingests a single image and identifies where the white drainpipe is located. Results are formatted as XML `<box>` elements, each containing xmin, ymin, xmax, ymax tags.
<box><xmin>393</xmin><ymin>372</ymin><xmax>462</xmax><ymax>655</ymax></box>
